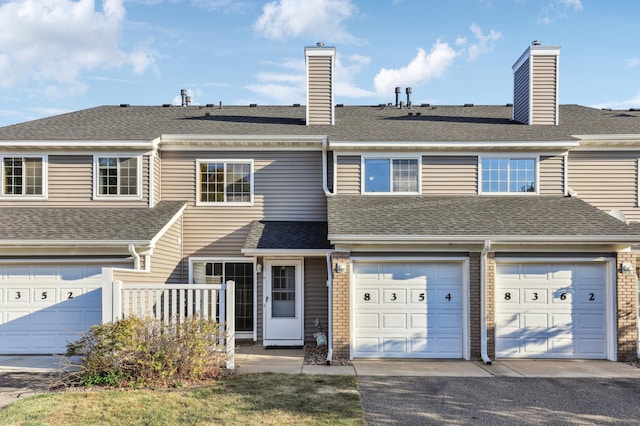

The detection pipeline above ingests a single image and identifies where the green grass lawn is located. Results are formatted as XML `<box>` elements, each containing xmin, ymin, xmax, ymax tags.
<box><xmin>0</xmin><ymin>373</ymin><xmax>364</xmax><ymax>425</ymax></box>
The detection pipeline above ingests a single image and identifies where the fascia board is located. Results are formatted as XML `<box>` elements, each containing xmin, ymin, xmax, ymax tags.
<box><xmin>241</xmin><ymin>248</ymin><xmax>333</xmax><ymax>256</ymax></box>
<box><xmin>160</xmin><ymin>134</ymin><xmax>326</xmax><ymax>143</ymax></box>
<box><xmin>329</xmin><ymin>140</ymin><xmax>579</xmax><ymax>151</ymax></box>
<box><xmin>149</xmin><ymin>203</ymin><xmax>188</xmax><ymax>247</ymax></box>
<box><xmin>0</xmin><ymin>240</ymin><xmax>151</xmax><ymax>247</ymax></box>
<box><xmin>0</xmin><ymin>140</ymin><xmax>154</xmax><ymax>149</ymax></box>
<box><xmin>328</xmin><ymin>234</ymin><xmax>640</xmax><ymax>244</ymax></box>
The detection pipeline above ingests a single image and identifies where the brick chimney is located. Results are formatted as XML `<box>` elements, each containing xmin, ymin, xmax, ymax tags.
<box><xmin>512</xmin><ymin>40</ymin><xmax>560</xmax><ymax>125</ymax></box>
<box><xmin>305</xmin><ymin>42</ymin><xmax>335</xmax><ymax>126</ymax></box>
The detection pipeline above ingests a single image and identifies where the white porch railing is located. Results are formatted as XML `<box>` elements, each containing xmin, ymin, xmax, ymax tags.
<box><xmin>102</xmin><ymin>281</ymin><xmax>235</xmax><ymax>370</ymax></box>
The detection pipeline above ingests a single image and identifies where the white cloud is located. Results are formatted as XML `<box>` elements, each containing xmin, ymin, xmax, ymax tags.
<box><xmin>591</xmin><ymin>92</ymin><xmax>640</xmax><ymax>110</ymax></box>
<box><xmin>462</xmin><ymin>23</ymin><xmax>503</xmax><ymax>61</ymax></box>
<box><xmin>373</xmin><ymin>41</ymin><xmax>457</xmax><ymax>97</ymax></box>
<box><xmin>335</xmin><ymin>54</ymin><xmax>374</xmax><ymax>98</ymax></box>
<box><xmin>538</xmin><ymin>0</ymin><xmax>583</xmax><ymax>24</ymax></box>
<box><xmin>254</xmin><ymin>0</ymin><xmax>360</xmax><ymax>44</ymax></box>
<box><xmin>0</xmin><ymin>0</ymin><xmax>155</xmax><ymax>97</ymax></box>
<box><xmin>627</xmin><ymin>57</ymin><xmax>640</xmax><ymax>68</ymax></box>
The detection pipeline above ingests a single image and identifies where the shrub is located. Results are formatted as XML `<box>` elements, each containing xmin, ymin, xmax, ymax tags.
<box><xmin>64</xmin><ymin>316</ymin><xmax>228</xmax><ymax>388</ymax></box>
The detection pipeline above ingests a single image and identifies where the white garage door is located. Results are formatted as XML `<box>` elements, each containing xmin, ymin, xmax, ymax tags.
<box><xmin>0</xmin><ymin>264</ymin><xmax>105</xmax><ymax>354</ymax></box>
<box><xmin>495</xmin><ymin>262</ymin><xmax>608</xmax><ymax>359</ymax></box>
<box><xmin>353</xmin><ymin>261</ymin><xmax>464</xmax><ymax>358</ymax></box>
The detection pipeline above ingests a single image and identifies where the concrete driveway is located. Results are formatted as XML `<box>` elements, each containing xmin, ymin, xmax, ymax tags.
<box><xmin>358</xmin><ymin>377</ymin><xmax>640</xmax><ymax>425</ymax></box>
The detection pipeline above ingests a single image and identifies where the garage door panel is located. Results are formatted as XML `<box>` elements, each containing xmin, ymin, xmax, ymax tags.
<box><xmin>523</xmin><ymin>313</ymin><xmax>548</xmax><ymax>328</ymax></box>
<box><xmin>382</xmin><ymin>289</ymin><xmax>406</xmax><ymax>304</ymax></box>
<box><xmin>353</xmin><ymin>261</ymin><xmax>463</xmax><ymax>359</ymax></box>
<box><xmin>354</xmin><ymin>313</ymin><xmax>378</xmax><ymax>328</ymax></box>
<box><xmin>496</xmin><ymin>261</ymin><xmax>607</xmax><ymax>359</ymax></box>
<box><xmin>382</xmin><ymin>313</ymin><xmax>407</xmax><ymax>329</ymax></box>
<box><xmin>0</xmin><ymin>265</ymin><xmax>109</xmax><ymax>354</ymax></box>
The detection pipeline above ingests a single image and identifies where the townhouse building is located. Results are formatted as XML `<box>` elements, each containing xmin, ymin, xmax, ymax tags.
<box><xmin>0</xmin><ymin>41</ymin><xmax>639</xmax><ymax>363</ymax></box>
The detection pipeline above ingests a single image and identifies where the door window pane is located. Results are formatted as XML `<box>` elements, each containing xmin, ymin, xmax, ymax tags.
<box><xmin>272</xmin><ymin>265</ymin><xmax>296</xmax><ymax>318</ymax></box>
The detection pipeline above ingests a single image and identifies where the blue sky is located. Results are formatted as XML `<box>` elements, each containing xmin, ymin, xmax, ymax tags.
<box><xmin>0</xmin><ymin>0</ymin><xmax>638</xmax><ymax>126</ymax></box>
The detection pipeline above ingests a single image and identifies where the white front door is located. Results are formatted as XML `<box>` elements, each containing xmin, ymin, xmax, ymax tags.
<box><xmin>264</xmin><ymin>259</ymin><xmax>303</xmax><ymax>346</ymax></box>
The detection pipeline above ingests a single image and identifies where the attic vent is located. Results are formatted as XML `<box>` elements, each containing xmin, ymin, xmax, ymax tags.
<box><xmin>162</xmin><ymin>104</ymin><xmax>171</xmax><ymax>107</ymax></box>
<box><xmin>464</xmin><ymin>103</ymin><xmax>474</xmax><ymax>107</ymax></box>
<box><xmin>336</xmin><ymin>104</ymin><xmax>344</xmax><ymax>107</ymax></box>
<box><xmin>249</xmin><ymin>103</ymin><xmax>257</xmax><ymax>107</ymax></box>
<box><xmin>120</xmin><ymin>104</ymin><xmax>129</xmax><ymax>108</ymax></box>
<box><xmin>293</xmin><ymin>103</ymin><xmax>301</xmax><ymax>107</ymax></box>
<box><xmin>505</xmin><ymin>103</ymin><xmax>513</xmax><ymax>107</ymax></box>
<box><xmin>420</xmin><ymin>103</ymin><xmax>430</xmax><ymax>107</ymax></box>
<box><xmin>630</xmin><ymin>108</ymin><xmax>640</xmax><ymax>112</ymax></box>
<box><xmin>206</xmin><ymin>104</ymin><xmax>214</xmax><ymax>107</ymax></box>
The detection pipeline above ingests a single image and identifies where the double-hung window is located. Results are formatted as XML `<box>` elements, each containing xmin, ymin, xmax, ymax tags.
<box><xmin>1</xmin><ymin>155</ymin><xmax>46</xmax><ymax>198</ymax></box>
<box><xmin>480</xmin><ymin>157</ymin><xmax>537</xmax><ymax>193</ymax></box>
<box><xmin>198</xmin><ymin>160</ymin><xmax>253</xmax><ymax>205</ymax></box>
<box><xmin>94</xmin><ymin>155</ymin><xmax>141</xmax><ymax>198</ymax></box>
<box><xmin>363</xmin><ymin>157</ymin><xmax>420</xmax><ymax>193</ymax></box>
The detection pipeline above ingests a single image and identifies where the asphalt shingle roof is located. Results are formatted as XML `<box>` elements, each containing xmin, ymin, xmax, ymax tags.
<box><xmin>244</xmin><ymin>221</ymin><xmax>332</xmax><ymax>250</ymax></box>
<box><xmin>0</xmin><ymin>104</ymin><xmax>638</xmax><ymax>142</ymax></box>
<box><xmin>327</xmin><ymin>195</ymin><xmax>637</xmax><ymax>238</ymax></box>
<box><xmin>0</xmin><ymin>201</ymin><xmax>186</xmax><ymax>242</ymax></box>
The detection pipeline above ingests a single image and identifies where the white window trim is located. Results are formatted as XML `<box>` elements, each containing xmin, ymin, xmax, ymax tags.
<box><xmin>360</xmin><ymin>154</ymin><xmax>422</xmax><ymax>195</ymax></box>
<box><xmin>478</xmin><ymin>155</ymin><xmax>540</xmax><ymax>195</ymax></box>
<box><xmin>0</xmin><ymin>154</ymin><xmax>48</xmax><ymax>200</ymax></box>
<box><xmin>92</xmin><ymin>154</ymin><xmax>143</xmax><ymax>200</ymax></box>
<box><xmin>196</xmin><ymin>159</ymin><xmax>254</xmax><ymax>206</ymax></box>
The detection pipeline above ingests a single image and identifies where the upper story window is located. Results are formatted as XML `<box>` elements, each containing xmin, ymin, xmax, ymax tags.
<box><xmin>1</xmin><ymin>155</ymin><xmax>46</xmax><ymax>198</ymax></box>
<box><xmin>480</xmin><ymin>157</ymin><xmax>537</xmax><ymax>194</ymax></box>
<box><xmin>197</xmin><ymin>160</ymin><xmax>253</xmax><ymax>205</ymax></box>
<box><xmin>363</xmin><ymin>158</ymin><xmax>419</xmax><ymax>193</ymax></box>
<box><xmin>94</xmin><ymin>156</ymin><xmax>141</xmax><ymax>198</ymax></box>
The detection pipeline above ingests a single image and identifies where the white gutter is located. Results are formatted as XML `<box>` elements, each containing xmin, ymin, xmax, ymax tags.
<box><xmin>325</xmin><ymin>253</ymin><xmax>333</xmax><ymax>365</ymax></box>
<box><xmin>328</xmin><ymin>234</ymin><xmax>640</xmax><ymax>244</ymax></box>
<box><xmin>0</xmin><ymin>240</ymin><xmax>151</xmax><ymax>247</ymax></box>
<box><xmin>480</xmin><ymin>240</ymin><xmax>492</xmax><ymax>365</ymax></box>
<box><xmin>328</xmin><ymin>140</ymin><xmax>580</xmax><ymax>150</ymax></box>
<box><xmin>128</xmin><ymin>244</ymin><xmax>141</xmax><ymax>270</ymax></box>
<box><xmin>240</xmin><ymin>249</ymin><xmax>332</xmax><ymax>256</ymax></box>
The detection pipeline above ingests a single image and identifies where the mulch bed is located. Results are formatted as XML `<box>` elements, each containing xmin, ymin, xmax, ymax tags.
<box><xmin>304</xmin><ymin>344</ymin><xmax>352</xmax><ymax>366</ymax></box>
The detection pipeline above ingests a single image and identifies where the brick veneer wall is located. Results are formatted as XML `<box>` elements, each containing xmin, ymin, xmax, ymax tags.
<box><xmin>469</xmin><ymin>253</ymin><xmax>481</xmax><ymax>359</ymax></box>
<box><xmin>617</xmin><ymin>252</ymin><xmax>637</xmax><ymax>361</ymax></box>
<box><xmin>331</xmin><ymin>252</ymin><xmax>351</xmax><ymax>359</ymax></box>
<box><xmin>486</xmin><ymin>253</ymin><xmax>496</xmax><ymax>359</ymax></box>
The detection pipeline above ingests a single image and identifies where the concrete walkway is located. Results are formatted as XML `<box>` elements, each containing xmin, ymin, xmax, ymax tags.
<box><xmin>233</xmin><ymin>345</ymin><xmax>640</xmax><ymax>378</ymax></box>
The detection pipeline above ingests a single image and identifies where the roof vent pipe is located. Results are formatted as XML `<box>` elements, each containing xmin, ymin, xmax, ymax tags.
<box><xmin>395</xmin><ymin>87</ymin><xmax>401</xmax><ymax>107</ymax></box>
<box><xmin>406</xmin><ymin>87</ymin><xmax>412</xmax><ymax>108</ymax></box>
<box><xmin>180</xmin><ymin>89</ymin><xmax>187</xmax><ymax>107</ymax></box>
<box><xmin>532</xmin><ymin>40</ymin><xmax>541</xmax><ymax>46</ymax></box>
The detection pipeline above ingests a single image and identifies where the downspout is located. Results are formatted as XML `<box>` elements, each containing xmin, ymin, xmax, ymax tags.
<box><xmin>322</xmin><ymin>138</ymin><xmax>333</xmax><ymax>365</ymax></box>
<box><xmin>480</xmin><ymin>240</ymin><xmax>492</xmax><ymax>365</ymax></box>
<box><xmin>128</xmin><ymin>244</ymin><xmax>141</xmax><ymax>271</ymax></box>
<box><xmin>326</xmin><ymin>253</ymin><xmax>333</xmax><ymax>365</ymax></box>
<box><xmin>322</xmin><ymin>138</ymin><xmax>334</xmax><ymax>364</ymax></box>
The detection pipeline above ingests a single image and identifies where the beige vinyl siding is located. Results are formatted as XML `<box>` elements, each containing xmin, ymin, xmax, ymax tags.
<box><xmin>422</xmin><ymin>156</ymin><xmax>477</xmax><ymax>194</ymax></box>
<box><xmin>336</xmin><ymin>155</ymin><xmax>360</xmax><ymax>194</ymax></box>
<box><xmin>113</xmin><ymin>216</ymin><xmax>184</xmax><ymax>284</ymax></box>
<box><xmin>513</xmin><ymin>57</ymin><xmax>530</xmax><ymax>124</ymax></box>
<box><xmin>307</xmin><ymin>56</ymin><xmax>333</xmax><ymax>125</ymax></box>
<box><xmin>0</xmin><ymin>154</ymin><xmax>150</xmax><ymax>207</ymax></box>
<box><xmin>304</xmin><ymin>257</ymin><xmax>329</xmax><ymax>342</ymax></box>
<box><xmin>162</xmin><ymin>150</ymin><xmax>326</xmax><ymax>258</ymax></box>
<box><xmin>539</xmin><ymin>155</ymin><xmax>564</xmax><ymax>195</ymax></box>
<box><xmin>531</xmin><ymin>55</ymin><xmax>558</xmax><ymax>125</ymax></box>
<box><xmin>568</xmin><ymin>151</ymin><xmax>640</xmax><ymax>221</ymax></box>
<box><xmin>153</xmin><ymin>152</ymin><xmax>162</xmax><ymax>205</ymax></box>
